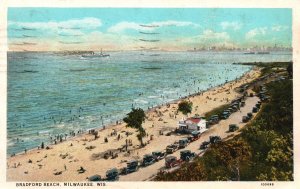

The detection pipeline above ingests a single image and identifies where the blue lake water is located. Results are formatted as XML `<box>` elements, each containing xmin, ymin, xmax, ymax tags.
<box><xmin>7</xmin><ymin>51</ymin><xmax>292</xmax><ymax>155</ymax></box>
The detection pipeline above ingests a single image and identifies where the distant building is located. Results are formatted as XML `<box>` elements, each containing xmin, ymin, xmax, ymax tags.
<box><xmin>178</xmin><ymin>115</ymin><xmax>207</xmax><ymax>134</ymax></box>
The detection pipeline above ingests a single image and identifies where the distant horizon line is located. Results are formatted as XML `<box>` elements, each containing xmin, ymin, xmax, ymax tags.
<box><xmin>7</xmin><ymin>49</ymin><xmax>293</xmax><ymax>53</ymax></box>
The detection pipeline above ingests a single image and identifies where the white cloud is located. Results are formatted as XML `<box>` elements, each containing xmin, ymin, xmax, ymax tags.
<box><xmin>221</xmin><ymin>21</ymin><xmax>242</xmax><ymax>31</ymax></box>
<box><xmin>178</xmin><ymin>29</ymin><xmax>230</xmax><ymax>45</ymax></box>
<box><xmin>199</xmin><ymin>29</ymin><xmax>230</xmax><ymax>40</ymax></box>
<box><xmin>151</xmin><ymin>20</ymin><xmax>199</xmax><ymax>27</ymax></box>
<box><xmin>271</xmin><ymin>25</ymin><xmax>289</xmax><ymax>32</ymax></box>
<box><xmin>9</xmin><ymin>17</ymin><xmax>102</xmax><ymax>31</ymax></box>
<box><xmin>245</xmin><ymin>27</ymin><xmax>267</xmax><ymax>39</ymax></box>
<box><xmin>107</xmin><ymin>20</ymin><xmax>199</xmax><ymax>33</ymax></box>
<box><xmin>107</xmin><ymin>22</ymin><xmax>154</xmax><ymax>33</ymax></box>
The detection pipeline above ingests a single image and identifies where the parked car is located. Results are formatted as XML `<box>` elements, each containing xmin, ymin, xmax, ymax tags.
<box><xmin>179</xmin><ymin>138</ymin><xmax>189</xmax><ymax>148</ymax></box>
<box><xmin>141</xmin><ymin>154</ymin><xmax>156</xmax><ymax>167</ymax></box>
<box><xmin>232</xmin><ymin>102</ymin><xmax>240</xmax><ymax>108</ymax></box>
<box><xmin>221</xmin><ymin>111</ymin><xmax>230</xmax><ymax>119</ymax></box>
<box><xmin>231</xmin><ymin>105</ymin><xmax>239</xmax><ymax>112</ymax></box>
<box><xmin>242</xmin><ymin>116</ymin><xmax>249</xmax><ymax>123</ymax></box>
<box><xmin>241</xmin><ymin>101</ymin><xmax>246</xmax><ymax>107</ymax></box>
<box><xmin>209</xmin><ymin>136</ymin><xmax>221</xmax><ymax>144</ymax></box>
<box><xmin>252</xmin><ymin>107</ymin><xmax>258</xmax><ymax>113</ymax></box>
<box><xmin>229</xmin><ymin>124</ymin><xmax>239</xmax><ymax>132</ymax></box>
<box><xmin>227</xmin><ymin>107</ymin><xmax>234</xmax><ymax>113</ymax></box>
<box><xmin>106</xmin><ymin>168</ymin><xmax>119</xmax><ymax>181</ymax></box>
<box><xmin>187</xmin><ymin>135</ymin><xmax>194</xmax><ymax>143</ymax></box>
<box><xmin>180</xmin><ymin>150</ymin><xmax>196</xmax><ymax>162</ymax></box>
<box><xmin>200</xmin><ymin>141</ymin><xmax>210</xmax><ymax>150</ymax></box>
<box><xmin>121</xmin><ymin>160</ymin><xmax>139</xmax><ymax>175</ymax></box>
<box><xmin>87</xmin><ymin>174</ymin><xmax>102</xmax><ymax>181</ymax></box>
<box><xmin>191</xmin><ymin>130</ymin><xmax>201</xmax><ymax>140</ymax></box>
<box><xmin>255</xmin><ymin>103</ymin><xmax>261</xmax><ymax>109</ymax></box>
<box><xmin>208</xmin><ymin>115</ymin><xmax>219</xmax><ymax>125</ymax></box>
<box><xmin>152</xmin><ymin>151</ymin><xmax>165</xmax><ymax>161</ymax></box>
<box><xmin>247</xmin><ymin>112</ymin><xmax>253</xmax><ymax>119</ymax></box>
<box><xmin>165</xmin><ymin>156</ymin><xmax>182</xmax><ymax>168</ymax></box>
<box><xmin>166</xmin><ymin>144</ymin><xmax>179</xmax><ymax>154</ymax></box>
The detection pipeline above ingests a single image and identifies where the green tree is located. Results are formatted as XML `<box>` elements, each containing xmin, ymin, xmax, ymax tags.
<box><xmin>178</xmin><ymin>100</ymin><xmax>193</xmax><ymax>116</ymax></box>
<box><xmin>287</xmin><ymin>62</ymin><xmax>293</xmax><ymax>78</ymax></box>
<box><xmin>203</xmin><ymin>139</ymin><xmax>251</xmax><ymax>181</ymax></box>
<box><xmin>123</xmin><ymin>108</ymin><xmax>146</xmax><ymax>147</ymax></box>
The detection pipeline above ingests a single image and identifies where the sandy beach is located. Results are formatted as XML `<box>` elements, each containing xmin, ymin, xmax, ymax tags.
<box><xmin>7</xmin><ymin>66</ymin><xmax>261</xmax><ymax>181</ymax></box>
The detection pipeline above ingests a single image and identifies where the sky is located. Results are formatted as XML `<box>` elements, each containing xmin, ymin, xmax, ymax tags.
<box><xmin>7</xmin><ymin>8</ymin><xmax>292</xmax><ymax>51</ymax></box>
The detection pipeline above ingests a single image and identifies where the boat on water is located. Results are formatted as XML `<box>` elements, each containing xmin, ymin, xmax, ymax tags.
<box><xmin>81</xmin><ymin>49</ymin><xmax>110</xmax><ymax>58</ymax></box>
<box><xmin>256</xmin><ymin>51</ymin><xmax>270</xmax><ymax>54</ymax></box>
<box><xmin>243</xmin><ymin>52</ymin><xmax>255</xmax><ymax>55</ymax></box>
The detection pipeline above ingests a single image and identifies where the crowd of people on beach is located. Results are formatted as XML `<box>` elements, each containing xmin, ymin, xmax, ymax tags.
<box><xmin>9</xmin><ymin>67</ymin><xmax>250</xmax><ymax>159</ymax></box>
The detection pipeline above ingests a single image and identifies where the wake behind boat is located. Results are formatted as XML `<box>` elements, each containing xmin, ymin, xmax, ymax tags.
<box><xmin>81</xmin><ymin>49</ymin><xmax>110</xmax><ymax>58</ymax></box>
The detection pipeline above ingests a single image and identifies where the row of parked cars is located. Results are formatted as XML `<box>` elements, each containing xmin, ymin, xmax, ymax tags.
<box><xmin>199</xmin><ymin>135</ymin><xmax>222</xmax><ymax>150</ymax></box>
<box><xmin>242</xmin><ymin>100</ymin><xmax>261</xmax><ymax>123</ymax></box>
<box><xmin>166</xmin><ymin>130</ymin><xmax>201</xmax><ymax>153</ymax></box>
<box><xmin>208</xmin><ymin>97</ymin><xmax>246</xmax><ymax>126</ymax></box>
<box><xmin>88</xmin><ymin>130</ymin><xmax>225</xmax><ymax>181</ymax></box>
<box><xmin>87</xmin><ymin>150</ymin><xmax>167</xmax><ymax>181</ymax></box>
<box><xmin>257</xmin><ymin>85</ymin><xmax>270</xmax><ymax>102</ymax></box>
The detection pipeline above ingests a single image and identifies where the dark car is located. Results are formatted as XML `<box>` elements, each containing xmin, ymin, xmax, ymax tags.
<box><xmin>87</xmin><ymin>174</ymin><xmax>102</xmax><ymax>181</ymax></box>
<box><xmin>209</xmin><ymin>136</ymin><xmax>221</xmax><ymax>144</ymax></box>
<box><xmin>106</xmin><ymin>168</ymin><xmax>119</xmax><ymax>181</ymax></box>
<box><xmin>255</xmin><ymin>103</ymin><xmax>261</xmax><ymax>109</ymax></box>
<box><xmin>141</xmin><ymin>154</ymin><xmax>155</xmax><ymax>167</ymax></box>
<box><xmin>180</xmin><ymin>150</ymin><xmax>196</xmax><ymax>162</ymax></box>
<box><xmin>152</xmin><ymin>151</ymin><xmax>165</xmax><ymax>161</ymax></box>
<box><xmin>187</xmin><ymin>135</ymin><xmax>194</xmax><ymax>143</ymax></box>
<box><xmin>227</xmin><ymin>108</ymin><xmax>234</xmax><ymax>113</ymax></box>
<box><xmin>200</xmin><ymin>141</ymin><xmax>210</xmax><ymax>150</ymax></box>
<box><xmin>191</xmin><ymin>130</ymin><xmax>201</xmax><ymax>140</ymax></box>
<box><xmin>121</xmin><ymin>160</ymin><xmax>139</xmax><ymax>175</ymax></box>
<box><xmin>247</xmin><ymin>112</ymin><xmax>253</xmax><ymax>118</ymax></box>
<box><xmin>241</xmin><ymin>101</ymin><xmax>246</xmax><ymax>107</ymax></box>
<box><xmin>166</xmin><ymin>144</ymin><xmax>178</xmax><ymax>154</ymax></box>
<box><xmin>165</xmin><ymin>156</ymin><xmax>181</xmax><ymax>168</ymax></box>
<box><xmin>228</xmin><ymin>124</ymin><xmax>239</xmax><ymax>132</ymax></box>
<box><xmin>231</xmin><ymin>105</ymin><xmax>239</xmax><ymax>112</ymax></box>
<box><xmin>242</xmin><ymin>116</ymin><xmax>249</xmax><ymax>123</ymax></box>
<box><xmin>252</xmin><ymin>107</ymin><xmax>258</xmax><ymax>113</ymax></box>
<box><xmin>179</xmin><ymin>138</ymin><xmax>189</xmax><ymax>148</ymax></box>
<box><xmin>232</xmin><ymin>102</ymin><xmax>240</xmax><ymax>108</ymax></box>
<box><xmin>221</xmin><ymin>111</ymin><xmax>230</xmax><ymax>119</ymax></box>
<box><xmin>208</xmin><ymin>115</ymin><xmax>219</xmax><ymax>125</ymax></box>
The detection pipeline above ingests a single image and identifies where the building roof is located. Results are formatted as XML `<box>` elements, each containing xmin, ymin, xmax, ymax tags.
<box><xmin>186</xmin><ymin>117</ymin><xmax>201</xmax><ymax>124</ymax></box>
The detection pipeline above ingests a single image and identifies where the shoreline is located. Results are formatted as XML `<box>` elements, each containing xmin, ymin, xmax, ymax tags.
<box><xmin>7</xmin><ymin>65</ymin><xmax>253</xmax><ymax>157</ymax></box>
<box><xmin>7</xmin><ymin>65</ymin><xmax>261</xmax><ymax>181</ymax></box>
